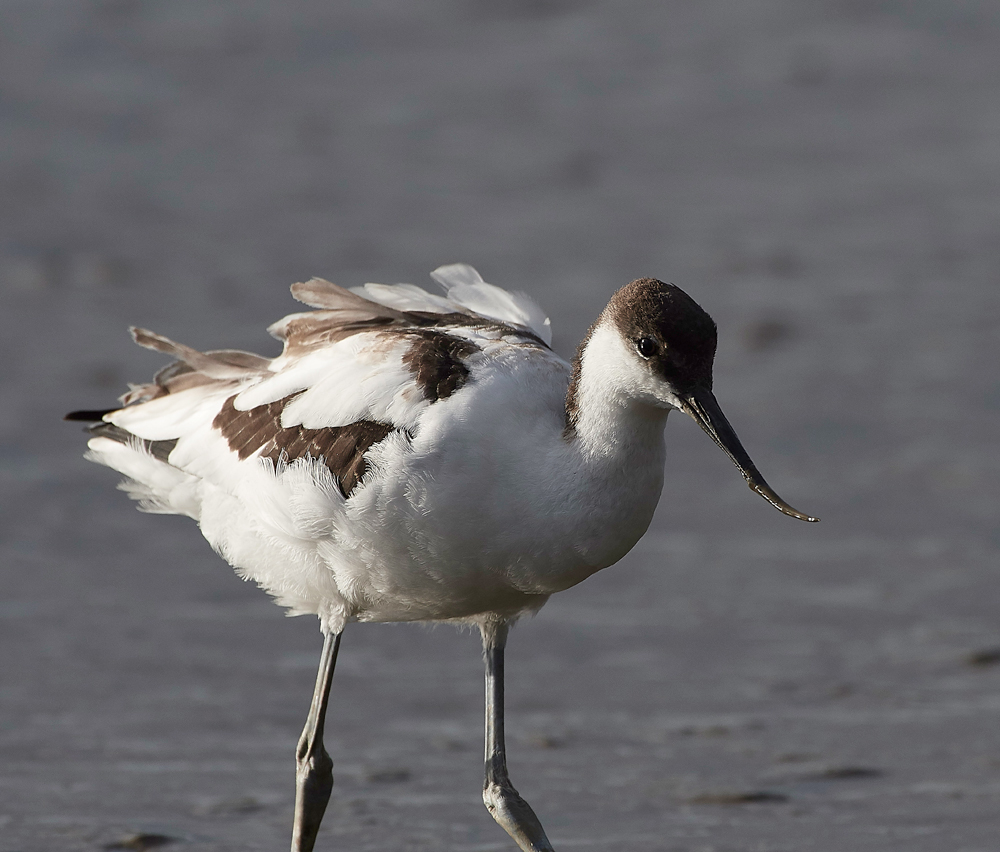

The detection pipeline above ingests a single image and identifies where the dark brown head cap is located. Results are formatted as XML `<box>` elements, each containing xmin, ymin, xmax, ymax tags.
<box><xmin>606</xmin><ymin>278</ymin><xmax>718</xmax><ymax>393</ymax></box>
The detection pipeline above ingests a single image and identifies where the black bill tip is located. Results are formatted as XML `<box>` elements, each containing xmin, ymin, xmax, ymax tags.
<box><xmin>748</xmin><ymin>479</ymin><xmax>819</xmax><ymax>523</ymax></box>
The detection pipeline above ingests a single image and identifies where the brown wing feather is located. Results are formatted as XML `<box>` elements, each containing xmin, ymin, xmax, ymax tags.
<box><xmin>213</xmin><ymin>395</ymin><xmax>395</xmax><ymax>497</ymax></box>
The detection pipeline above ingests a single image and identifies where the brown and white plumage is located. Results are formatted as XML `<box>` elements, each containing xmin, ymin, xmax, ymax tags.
<box><xmin>80</xmin><ymin>265</ymin><xmax>570</xmax><ymax>631</ymax></box>
<box><xmin>70</xmin><ymin>264</ymin><xmax>815</xmax><ymax>852</ymax></box>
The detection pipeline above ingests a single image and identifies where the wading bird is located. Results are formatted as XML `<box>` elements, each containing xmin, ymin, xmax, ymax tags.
<box><xmin>69</xmin><ymin>264</ymin><xmax>816</xmax><ymax>851</ymax></box>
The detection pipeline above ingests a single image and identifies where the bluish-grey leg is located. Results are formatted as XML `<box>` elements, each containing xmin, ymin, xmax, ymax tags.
<box><xmin>291</xmin><ymin>630</ymin><xmax>342</xmax><ymax>852</ymax></box>
<box><xmin>481</xmin><ymin>621</ymin><xmax>555</xmax><ymax>852</ymax></box>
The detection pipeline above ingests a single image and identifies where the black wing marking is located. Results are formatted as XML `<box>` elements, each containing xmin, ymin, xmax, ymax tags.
<box><xmin>399</xmin><ymin>329</ymin><xmax>479</xmax><ymax>402</ymax></box>
<box><xmin>86</xmin><ymin>422</ymin><xmax>179</xmax><ymax>463</ymax></box>
<box><xmin>65</xmin><ymin>409</ymin><xmax>116</xmax><ymax>422</ymax></box>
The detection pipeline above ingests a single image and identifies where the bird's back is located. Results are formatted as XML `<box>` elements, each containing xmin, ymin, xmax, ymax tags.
<box><xmin>81</xmin><ymin>266</ymin><xmax>579</xmax><ymax>632</ymax></box>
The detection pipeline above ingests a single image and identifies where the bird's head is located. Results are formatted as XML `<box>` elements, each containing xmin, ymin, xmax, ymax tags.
<box><xmin>599</xmin><ymin>277</ymin><xmax>818</xmax><ymax>522</ymax></box>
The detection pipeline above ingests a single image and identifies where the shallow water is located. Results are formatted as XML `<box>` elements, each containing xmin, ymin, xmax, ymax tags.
<box><xmin>3</xmin><ymin>2</ymin><xmax>999</xmax><ymax>850</ymax></box>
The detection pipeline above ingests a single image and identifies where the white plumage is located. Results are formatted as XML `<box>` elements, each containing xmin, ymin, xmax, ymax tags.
<box><xmin>86</xmin><ymin>265</ymin><xmax>575</xmax><ymax>631</ymax></box>
<box><xmin>72</xmin><ymin>264</ymin><xmax>815</xmax><ymax>852</ymax></box>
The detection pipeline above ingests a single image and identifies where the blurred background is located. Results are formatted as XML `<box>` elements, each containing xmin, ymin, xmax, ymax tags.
<box><xmin>2</xmin><ymin>2</ymin><xmax>999</xmax><ymax>850</ymax></box>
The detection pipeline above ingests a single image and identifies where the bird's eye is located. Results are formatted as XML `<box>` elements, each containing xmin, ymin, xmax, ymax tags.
<box><xmin>635</xmin><ymin>337</ymin><xmax>659</xmax><ymax>358</ymax></box>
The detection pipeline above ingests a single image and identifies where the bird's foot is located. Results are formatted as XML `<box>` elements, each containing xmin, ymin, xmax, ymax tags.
<box><xmin>484</xmin><ymin>779</ymin><xmax>555</xmax><ymax>852</ymax></box>
<box><xmin>290</xmin><ymin>738</ymin><xmax>334</xmax><ymax>852</ymax></box>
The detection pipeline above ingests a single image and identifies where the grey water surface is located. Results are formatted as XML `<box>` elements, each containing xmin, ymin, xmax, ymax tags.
<box><xmin>2</xmin><ymin>2</ymin><xmax>999</xmax><ymax>850</ymax></box>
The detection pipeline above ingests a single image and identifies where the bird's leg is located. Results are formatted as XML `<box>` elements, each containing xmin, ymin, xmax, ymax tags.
<box><xmin>481</xmin><ymin>621</ymin><xmax>555</xmax><ymax>852</ymax></box>
<box><xmin>291</xmin><ymin>630</ymin><xmax>342</xmax><ymax>852</ymax></box>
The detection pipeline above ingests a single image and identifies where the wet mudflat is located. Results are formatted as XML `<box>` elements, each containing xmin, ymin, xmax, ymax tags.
<box><xmin>2</xmin><ymin>2</ymin><xmax>999</xmax><ymax>850</ymax></box>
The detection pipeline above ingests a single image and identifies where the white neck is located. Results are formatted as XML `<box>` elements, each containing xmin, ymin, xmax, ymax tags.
<box><xmin>568</xmin><ymin>323</ymin><xmax>671</xmax><ymax>456</ymax></box>
<box><xmin>560</xmin><ymin>323</ymin><xmax>671</xmax><ymax>568</ymax></box>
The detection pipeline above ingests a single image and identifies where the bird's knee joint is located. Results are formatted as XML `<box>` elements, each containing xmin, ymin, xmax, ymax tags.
<box><xmin>483</xmin><ymin>781</ymin><xmax>525</xmax><ymax>817</ymax></box>
<box><xmin>297</xmin><ymin>748</ymin><xmax>333</xmax><ymax>777</ymax></box>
